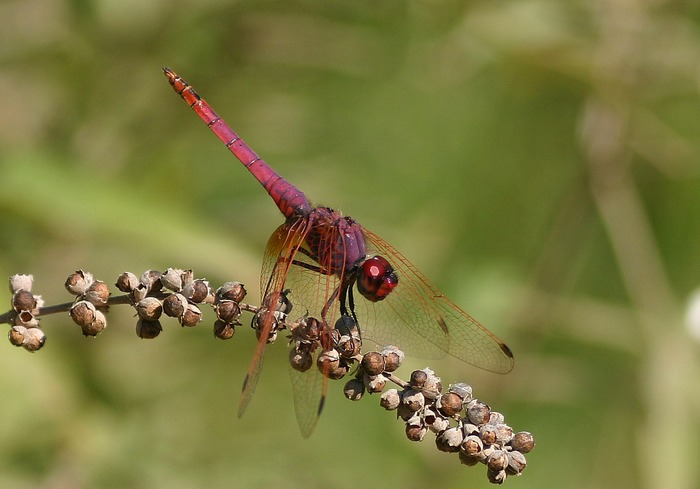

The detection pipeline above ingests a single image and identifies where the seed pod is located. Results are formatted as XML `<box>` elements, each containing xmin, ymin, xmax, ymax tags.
<box><xmin>64</xmin><ymin>270</ymin><xmax>93</xmax><ymax>296</ymax></box>
<box><xmin>328</xmin><ymin>361</ymin><xmax>349</xmax><ymax>380</ymax></box>
<box><xmin>435</xmin><ymin>427</ymin><xmax>464</xmax><ymax>453</ymax></box>
<box><xmin>70</xmin><ymin>300</ymin><xmax>96</xmax><ymax>327</ymax></box>
<box><xmin>215</xmin><ymin>300</ymin><xmax>241</xmax><ymax>324</ymax></box>
<box><xmin>429</xmin><ymin>415</ymin><xmax>450</xmax><ymax>433</ymax></box>
<box><xmin>289</xmin><ymin>346</ymin><xmax>313</xmax><ymax>372</ymax></box>
<box><xmin>14</xmin><ymin>310</ymin><xmax>39</xmax><ymax>327</ymax></box>
<box><xmin>216</xmin><ymin>282</ymin><xmax>246</xmax><ymax>303</ymax></box>
<box><xmin>9</xmin><ymin>274</ymin><xmax>33</xmax><ymax>293</ymax></box>
<box><xmin>136</xmin><ymin>297</ymin><xmax>163</xmax><ymax>320</ymax></box>
<box><xmin>510</xmin><ymin>431</ymin><xmax>535</xmax><ymax>453</ymax></box>
<box><xmin>140</xmin><ymin>270</ymin><xmax>162</xmax><ymax>294</ymax></box>
<box><xmin>335</xmin><ymin>334</ymin><xmax>360</xmax><ymax>358</ymax></box>
<box><xmin>317</xmin><ymin>349</ymin><xmax>340</xmax><ymax>378</ymax></box>
<box><xmin>115</xmin><ymin>272</ymin><xmax>139</xmax><ymax>293</ymax></box>
<box><xmin>182</xmin><ymin>279</ymin><xmax>210</xmax><ymax>303</ymax></box>
<box><xmin>487</xmin><ymin>449</ymin><xmax>508</xmax><ymax>471</ymax></box>
<box><xmin>160</xmin><ymin>268</ymin><xmax>184</xmax><ymax>292</ymax></box>
<box><xmin>506</xmin><ymin>450</ymin><xmax>527</xmax><ymax>475</ymax></box>
<box><xmin>364</xmin><ymin>373</ymin><xmax>386</xmax><ymax>393</ymax></box>
<box><xmin>22</xmin><ymin>327</ymin><xmax>46</xmax><ymax>352</ymax></box>
<box><xmin>421</xmin><ymin>369</ymin><xmax>442</xmax><ymax>399</ymax></box>
<box><xmin>487</xmin><ymin>469</ymin><xmax>507</xmax><ymax>485</ymax></box>
<box><xmin>84</xmin><ymin>281</ymin><xmax>110</xmax><ymax>306</ymax></box>
<box><xmin>381</xmin><ymin>346</ymin><xmax>404</xmax><ymax>372</ymax></box>
<box><xmin>82</xmin><ymin>309</ymin><xmax>107</xmax><ymax>336</ymax></box>
<box><xmin>437</xmin><ymin>392</ymin><xmax>463</xmax><ymax>417</ymax></box>
<box><xmin>493</xmin><ymin>423</ymin><xmax>514</xmax><ymax>445</ymax></box>
<box><xmin>163</xmin><ymin>293</ymin><xmax>187</xmax><ymax>318</ymax></box>
<box><xmin>489</xmin><ymin>411</ymin><xmax>505</xmax><ymax>425</ymax></box>
<box><xmin>361</xmin><ymin>351</ymin><xmax>385</xmax><ymax>376</ymax></box>
<box><xmin>466</xmin><ymin>400</ymin><xmax>491</xmax><ymax>425</ymax></box>
<box><xmin>405</xmin><ymin>421</ymin><xmax>427</xmax><ymax>442</ymax></box>
<box><xmin>460</xmin><ymin>434</ymin><xmax>484</xmax><ymax>457</ymax></box>
<box><xmin>401</xmin><ymin>389</ymin><xmax>425</xmax><ymax>412</ymax></box>
<box><xmin>380</xmin><ymin>389</ymin><xmax>401</xmax><ymax>410</ymax></box>
<box><xmin>213</xmin><ymin>320</ymin><xmax>235</xmax><ymax>340</ymax></box>
<box><xmin>179</xmin><ymin>303</ymin><xmax>202</xmax><ymax>327</ymax></box>
<box><xmin>448</xmin><ymin>383</ymin><xmax>473</xmax><ymax>403</ymax></box>
<box><xmin>409</xmin><ymin>370</ymin><xmax>427</xmax><ymax>389</ymax></box>
<box><xmin>8</xmin><ymin>325</ymin><xmax>27</xmax><ymax>347</ymax></box>
<box><xmin>12</xmin><ymin>290</ymin><xmax>36</xmax><ymax>313</ymax></box>
<box><xmin>480</xmin><ymin>424</ymin><xmax>498</xmax><ymax>446</ymax></box>
<box><xmin>343</xmin><ymin>378</ymin><xmax>365</xmax><ymax>401</ymax></box>
<box><xmin>136</xmin><ymin>318</ymin><xmax>162</xmax><ymax>339</ymax></box>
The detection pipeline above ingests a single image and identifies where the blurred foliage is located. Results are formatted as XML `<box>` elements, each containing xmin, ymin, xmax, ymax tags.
<box><xmin>1</xmin><ymin>0</ymin><xmax>699</xmax><ymax>488</ymax></box>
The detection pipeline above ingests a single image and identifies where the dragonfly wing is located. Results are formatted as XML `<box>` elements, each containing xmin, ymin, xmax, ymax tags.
<box><xmin>360</xmin><ymin>229</ymin><xmax>514</xmax><ymax>374</ymax></box>
<box><xmin>288</xmin><ymin>362</ymin><xmax>325</xmax><ymax>438</ymax></box>
<box><xmin>238</xmin><ymin>218</ymin><xmax>311</xmax><ymax>418</ymax></box>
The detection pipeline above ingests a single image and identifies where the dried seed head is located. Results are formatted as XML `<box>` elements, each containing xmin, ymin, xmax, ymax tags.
<box><xmin>12</xmin><ymin>290</ymin><xmax>37</xmax><ymax>313</ymax></box>
<box><xmin>409</xmin><ymin>369</ymin><xmax>426</xmax><ymax>388</ymax></box>
<box><xmin>136</xmin><ymin>297</ymin><xmax>163</xmax><ymax>320</ymax></box>
<box><xmin>136</xmin><ymin>318</ymin><xmax>162</xmax><ymax>339</ymax></box>
<box><xmin>9</xmin><ymin>274</ymin><xmax>33</xmax><ymax>293</ymax></box>
<box><xmin>317</xmin><ymin>349</ymin><xmax>340</xmax><ymax>378</ymax></box>
<box><xmin>22</xmin><ymin>327</ymin><xmax>46</xmax><ymax>352</ymax></box>
<box><xmin>405</xmin><ymin>422</ymin><xmax>428</xmax><ymax>442</ymax></box>
<box><xmin>448</xmin><ymin>383</ymin><xmax>473</xmax><ymax>403</ymax></box>
<box><xmin>84</xmin><ymin>281</ymin><xmax>110</xmax><ymax>306</ymax></box>
<box><xmin>510</xmin><ymin>431</ymin><xmax>535</xmax><ymax>453</ymax></box>
<box><xmin>8</xmin><ymin>325</ymin><xmax>27</xmax><ymax>346</ymax></box>
<box><xmin>70</xmin><ymin>300</ymin><xmax>96</xmax><ymax>327</ymax></box>
<box><xmin>82</xmin><ymin>309</ymin><xmax>107</xmax><ymax>336</ymax></box>
<box><xmin>160</xmin><ymin>268</ymin><xmax>184</xmax><ymax>291</ymax></box>
<box><xmin>489</xmin><ymin>411</ymin><xmax>505</xmax><ymax>425</ymax></box>
<box><xmin>335</xmin><ymin>334</ymin><xmax>361</xmax><ymax>358</ymax></box>
<box><xmin>328</xmin><ymin>361</ymin><xmax>350</xmax><ymax>380</ymax></box>
<box><xmin>289</xmin><ymin>346</ymin><xmax>313</xmax><ymax>372</ymax></box>
<box><xmin>437</xmin><ymin>392</ymin><xmax>464</xmax><ymax>417</ymax></box>
<box><xmin>115</xmin><ymin>271</ymin><xmax>139</xmax><ymax>293</ymax></box>
<box><xmin>215</xmin><ymin>300</ymin><xmax>241</xmax><ymax>324</ymax></box>
<box><xmin>460</xmin><ymin>434</ymin><xmax>484</xmax><ymax>457</ymax></box>
<box><xmin>381</xmin><ymin>346</ymin><xmax>404</xmax><ymax>372</ymax></box>
<box><xmin>140</xmin><ymin>270</ymin><xmax>163</xmax><ymax>294</ymax></box>
<box><xmin>506</xmin><ymin>450</ymin><xmax>527</xmax><ymax>475</ymax></box>
<box><xmin>364</xmin><ymin>373</ymin><xmax>387</xmax><ymax>393</ymax></box>
<box><xmin>217</xmin><ymin>282</ymin><xmax>247</xmax><ymax>303</ymax></box>
<box><xmin>435</xmin><ymin>427</ymin><xmax>464</xmax><ymax>453</ymax></box>
<box><xmin>487</xmin><ymin>469</ymin><xmax>507</xmax><ymax>485</ymax></box>
<box><xmin>480</xmin><ymin>424</ymin><xmax>498</xmax><ymax>446</ymax></box>
<box><xmin>361</xmin><ymin>351</ymin><xmax>385</xmax><ymax>376</ymax></box>
<box><xmin>64</xmin><ymin>270</ymin><xmax>93</xmax><ymax>296</ymax></box>
<box><xmin>179</xmin><ymin>303</ymin><xmax>202</xmax><ymax>327</ymax></box>
<box><xmin>182</xmin><ymin>279</ymin><xmax>210</xmax><ymax>303</ymax></box>
<box><xmin>421</xmin><ymin>369</ymin><xmax>442</xmax><ymax>399</ymax></box>
<box><xmin>130</xmin><ymin>283</ymin><xmax>149</xmax><ymax>303</ymax></box>
<box><xmin>493</xmin><ymin>423</ymin><xmax>514</xmax><ymax>445</ymax></box>
<box><xmin>343</xmin><ymin>378</ymin><xmax>365</xmax><ymax>401</ymax></box>
<box><xmin>14</xmin><ymin>310</ymin><xmax>39</xmax><ymax>327</ymax></box>
<box><xmin>466</xmin><ymin>400</ymin><xmax>491</xmax><ymax>425</ymax></box>
<box><xmin>162</xmin><ymin>293</ymin><xmax>188</xmax><ymax>318</ymax></box>
<box><xmin>401</xmin><ymin>389</ymin><xmax>425</xmax><ymax>412</ymax></box>
<box><xmin>428</xmin><ymin>412</ymin><xmax>450</xmax><ymax>433</ymax></box>
<box><xmin>487</xmin><ymin>449</ymin><xmax>509</xmax><ymax>472</ymax></box>
<box><xmin>379</xmin><ymin>388</ymin><xmax>401</xmax><ymax>410</ymax></box>
<box><xmin>213</xmin><ymin>320</ymin><xmax>236</xmax><ymax>339</ymax></box>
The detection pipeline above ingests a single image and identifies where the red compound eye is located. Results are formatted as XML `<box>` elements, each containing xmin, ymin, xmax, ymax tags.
<box><xmin>357</xmin><ymin>256</ymin><xmax>398</xmax><ymax>302</ymax></box>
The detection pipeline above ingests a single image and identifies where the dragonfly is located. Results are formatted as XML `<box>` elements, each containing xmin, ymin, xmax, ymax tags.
<box><xmin>163</xmin><ymin>67</ymin><xmax>514</xmax><ymax>437</ymax></box>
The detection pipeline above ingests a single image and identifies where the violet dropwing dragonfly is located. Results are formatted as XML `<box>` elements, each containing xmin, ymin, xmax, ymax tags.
<box><xmin>163</xmin><ymin>68</ymin><xmax>514</xmax><ymax>437</ymax></box>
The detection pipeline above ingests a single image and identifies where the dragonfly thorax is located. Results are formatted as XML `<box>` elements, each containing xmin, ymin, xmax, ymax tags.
<box><xmin>357</xmin><ymin>255</ymin><xmax>398</xmax><ymax>302</ymax></box>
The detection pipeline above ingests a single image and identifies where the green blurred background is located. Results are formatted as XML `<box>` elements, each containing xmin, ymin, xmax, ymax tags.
<box><xmin>1</xmin><ymin>0</ymin><xmax>699</xmax><ymax>488</ymax></box>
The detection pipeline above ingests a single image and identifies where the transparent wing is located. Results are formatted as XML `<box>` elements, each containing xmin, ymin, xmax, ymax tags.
<box><xmin>358</xmin><ymin>228</ymin><xmax>514</xmax><ymax>374</ymax></box>
<box><xmin>238</xmin><ymin>218</ymin><xmax>311</xmax><ymax>418</ymax></box>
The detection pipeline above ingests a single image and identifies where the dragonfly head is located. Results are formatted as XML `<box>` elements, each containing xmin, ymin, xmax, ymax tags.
<box><xmin>357</xmin><ymin>256</ymin><xmax>398</xmax><ymax>302</ymax></box>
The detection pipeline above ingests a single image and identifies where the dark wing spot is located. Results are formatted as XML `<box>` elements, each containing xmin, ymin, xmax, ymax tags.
<box><xmin>437</xmin><ymin>316</ymin><xmax>449</xmax><ymax>335</ymax></box>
